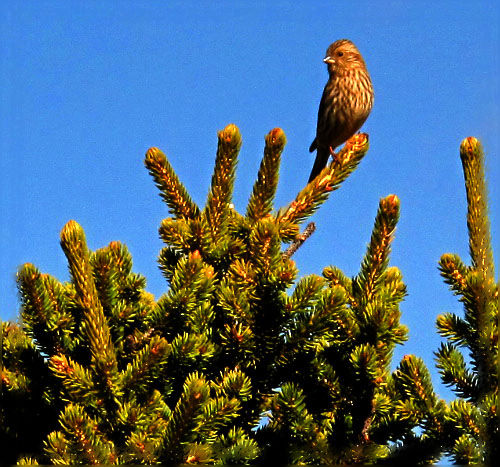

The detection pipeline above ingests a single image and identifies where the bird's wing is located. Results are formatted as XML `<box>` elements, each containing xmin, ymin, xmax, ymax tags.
<box><xmin>310</xmin><ymin>81</ymin><xmax>337</xmax><ymax>152</ymax></box>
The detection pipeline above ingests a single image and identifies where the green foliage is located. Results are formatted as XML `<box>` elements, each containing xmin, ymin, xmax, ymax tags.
<box><xmin>434</xmin><ymin>137</ymin><xmax>498</xmax><ymax>464</ymax></box>
<box><xmin>142</xmin><ymin>125</ymin><xmax>444</xmax><ymax>464</ymax></box>
<box><xmin>1</xmin><ymin>220</ymin><xmax>250</xmax><ymax>464</ymax></box>
<box><xmin>2</xmin><ymin>128</ymin><xmax>496</xmax><ymax>465</ymax></box>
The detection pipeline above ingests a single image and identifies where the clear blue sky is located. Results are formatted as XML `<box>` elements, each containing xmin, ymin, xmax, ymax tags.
<box><xmin>1</xmin><ymin>1</ymin><xmax>498</xmax><ymax>401</ymax></box>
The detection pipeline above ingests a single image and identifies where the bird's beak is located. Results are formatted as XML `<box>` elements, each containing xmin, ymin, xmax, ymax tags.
<box><xmin>323</xmin><ymin>56</ymin><xmax>335</xmax><ymax>64</ymax></box>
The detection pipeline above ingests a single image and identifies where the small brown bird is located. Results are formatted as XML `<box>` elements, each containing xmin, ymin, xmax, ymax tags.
<box><xmin>308</xmin><ymin>39</ymin><xmax>374</xmax><ymax>182</ymax></box>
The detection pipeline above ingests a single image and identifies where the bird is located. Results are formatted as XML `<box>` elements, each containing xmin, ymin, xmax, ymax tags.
<box><xmin>308</xmin><ymin>39</ymin><xmax>374</xmax><ymax>183</ymax></box>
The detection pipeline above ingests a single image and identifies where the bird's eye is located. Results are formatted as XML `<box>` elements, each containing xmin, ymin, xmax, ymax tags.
<box><xmin>337</xmin><ymin>51</ymin><xmax>344</xmax><ymax>57</ymax></box>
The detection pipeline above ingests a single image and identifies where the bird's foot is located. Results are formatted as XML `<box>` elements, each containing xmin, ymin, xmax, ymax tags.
<box><xmin>329</xmin><ymin>146</ymin><xmax>339</xmax><ymax>163</ymax></box>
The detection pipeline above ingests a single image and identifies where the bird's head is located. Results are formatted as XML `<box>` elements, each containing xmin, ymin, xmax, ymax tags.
<box><xmin>323</xmin><ymin>39</ymin><xmax>366</xmax><ymax>74</ymax></box>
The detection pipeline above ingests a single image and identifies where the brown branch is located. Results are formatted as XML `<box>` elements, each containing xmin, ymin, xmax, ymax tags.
<box><xmin>282</xmin><ymin>222</ymin><xmax>316</xmax><ymax>259</ymax></box>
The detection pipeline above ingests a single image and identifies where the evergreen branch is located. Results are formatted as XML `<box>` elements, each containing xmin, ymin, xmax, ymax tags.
<box><xmin>436</xmin><ymin>312</ymin><xmax>473</xmax><ymax>347</ymax></box>
<box><xmin>162</xmin><ymin>372</ymin><xmax>210</xmax><ymax>462</ymax></box>
<box><xmin>447</xmin><ymin>399</ymin><xmax>482</xmax><ymax>440</ymax></box>
<box><xmin>158</xmin><ymin>218</ymin><xmax>192</xmax><ymax>250</ymax></box>
<box><xmin>435</xmin><ymin>342</ymin><xmax>479</xmax><ymax>400</ymax></box>
<box><xmin>277</xmin><ymin>219</ymin><xmax>300</xmax><ymax>243</ymax></box>
<box><xmin>49</xmin><ymin>354</ymin><xmax>98</xmax><ymax>405</ymax></box>
<box><xmin>152</xmin><ymin>251</ymin><xmax>215</xmax><ymax>332</ymax></box>
<box><xmin>145</xmin><ymin>146</ymin><xmax>200</xmax><ymax>219</ymax></box>
<box><xmin>169</xmin><ymin>332</ymin><xmax>216</xmax><ymax>367</ymax></box>
<box><xmin>17</xmin><ymin>264</ymin><xmax>76</xmax><ymax>354</ymax></box>
<box><xmin>393</xmin><ymin>355</ymin><xmax>436</xmax><ymax>409</ymax></box>
<box><xmin>119</xmin><ymin>335</ymin><xmax>170</xmax><ymax>391</ymax></box>
<box><xmin>44</xmin><ymin>431</ymin><xmax>75</xmax><ymax>464</ymax></box>
<box><xmin>93</xmin><ymin>241</ymin><xmax>133</xmax><ymax>286</ymax></box>
<box><xmin>188</xmin><ymin>218</ymin><xmax>215</xmax><ymax>255</ymax></box>
<box><xmin>117</xmin><ymin>389</ymin><xmax>171</xmax><ymax>434</ymax></box>
<box><xmin>459</xmin><ymin>137</ymin><xmax>495</xmax><ymax>280</ymax></box>
<box><xmin>194</xmin><ymin>396</ymin><xmax>241</xmax><ymax>441</ymax></box>
<box><xmin>171</xmin><ymin>251</ymin><xmax>214</xmax><ymax>305</ymax></box>
<box><xmin>186</xmin><ymin>302</ymin><xmax>215</xmax><ymax>335</ymax></box>
<box><xmin>367</xmin><ymin>268</ymin><xmax>408</xmax><ymax>352</ymax></box>
<box><xmin>17</xmin><ymin>264</ymin><xmax>49</xmax><ymax>326</ymax></box>
<box><xmin>348</xmin><ymin>344</ymin><xmax>381</xmax><ymax>446</ymax></box>
<box><xmin>1</xmin><ymin>368</ymin><xmax>31</xmax><ymax>392</ymax></box>
<box><xmin>157</xmin><ymin>246</ymin><xmax>184</xmax><ymax>282</ymax></box>
<box><xmin>212</xmin><ymin>427</ymin><xmax>260</xmax><ymax>464</ymax></box>
<box><xmin>286</xmin><ymin>274</ymin><xmax>325</xmax><ymax>314</ymax></box>
<box><xmin>434</xmin><ymin>138</ymin><xmax>498</xmax><ymax>463</ymax></box>
<box><xmin>277</xmin><ymin>133</ymin><xmax>369</xmax><ymax>225</ymax></box>
<box><xmin>463</xmin><ymin>270</ymin><xmax>498</xmax><ymax>398</ymax></box>
<box><xmin>282</xmin><ymin>222</ymin><xmax>316</xmax><ymax>259</ymax></box>
<box><xmin>451</xmin><ymin>434</ymin><xmax>483</xmax><ymax>464</ymax></box>
<box><xmin>323</xmin><ymin>265</ymin><xmax>353</xmax><ymax>297</ymax></box>
<box><xmin>119</xmin><ymin>391</ymin><xmax>170</xmax><ymax>463</ymax></box>
<box><xmin>159</xmin><ymin>218</ymin><xmax>213</xmax><ymax>257</ymax></box>
<box><xmin>90</xmin><ymin>249</ymin><xmax>120</xmax><ymax>316</ymax></box>
<box><xmin>286</xmin><ymin>285</ymin><xmax>348</xmax><ymax>352</ymax></box>
<box><xmin>265</xmin><ymin>383</ymin><xmax>328</xmax><ymax>463</ymax></box>
<box><xmin>374</xmin><ymin>268</ymin><xmax>409</xmax><ymax>350</ymax></box>
<box><xmin>226</xmin><ymin>259</ymin><xmax>257</xmax><ymax>290</ymax></box>
<box><xmin>439</xmin><ymin>261</ymin><xmax>497</xmax><ymax>396</ymax></box>
<box><xmin>246</xmin><ymin>128</ymin><xmax>286</xmax><ymax>221</ymax></box>
<box><xmin>106</xmin><ymin>240</ymin><xmax>133</xmax><ymax>276</ymax></box>
<box><xmin>312</xmin><ymin>356</ymin><xmax>342</xmax><ymax>404</ymax></box>
<box><xmin>248</xmin><ymin>219</ymin><xmax>282</xmax><ymax>275</ymax></box>
<box><xmin>447</xmin><ymin>138</ymin><xmax>498</xmax><ymax>405</ymax></box>
<box><xmin>124</xmin><ymin>430</ymin><xmax>163</xmax><ymax>464</ymax></box>
<box><xmin>204</xmin><ymin>124</ymin><xmax>242</xmax><ymax>239</ymax></box>
<box><xmin>350</xmin><ymin>343</ymin><xmax>379</xmax><ymax>383</ymax></box>
<box><xmin>381</xmin><ymin>266</ymin><xmax>407</xmax><ymax>307</ymax></box>
<box><xmin>354</xmin><ymin>194</ymin><xmax>400</xmax><ymax>305</ymax></box>
<box><xmin>212</xmin><ymin>368</ymin><xmax>252</xmax><ymax>401</ymax></box>
<box><xmin>91</xmin><ymin>242</ymin><xmax>150</xmax><ymax>331</ymax></box>
<box><xmin>47</xmin><ymin>403</ymin><xmax>116</xmax><ymax>464</ymax></box>
<box><xmin>183</xmin><ymin>443</ymin><xmax>213</xmax><ymax>464</ymax></box>
<box><xmin>216</xmin><ymin>281</ymin><xmax>253</xmax><ymax>324</ymax></box>
<box><xmin>220</xmin><ymin>322</ymin><xmax>255</xmax><ymax>363</ymax></box>
<box><xmin>1</xmin><ymin>324</ymin><xmax>38</xmax><ymax>393</ymax></box>
<box><xmin>439</xmin><ymin>253</ymin><xmax>470</xmax><ymax>297</ymax></box>
<box><xmin>277</xmin><ymin>258</ymin><xmax>300</xmax><ymax>294</ymax></box>
<box><xmin>60</xmin><ymin>221</ymin><xmax>117</xmax><ymax>379</ymax></box>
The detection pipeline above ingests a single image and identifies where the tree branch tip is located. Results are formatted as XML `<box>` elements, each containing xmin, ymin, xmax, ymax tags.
<box><xmin>60</xmin><ymin>219</ymin><xmax>83</xmax><ymax>238</ymax></box>
<box><xmin>380</xmin><ymin>194</ymin><xmax>400</xmax><ymax>215</ymax></box>
<box><xmin>460</xmin><ymin>137</ymin><xmax>482</xmax><ymax>162</ymax></box>
<box><xmin>265</xmin><ymin>128</ymin><xmax>287</xmax><ymax>147</ymax></box>
<box><xmin>218</xmin><ymin>123</ymin><xmax>242</xmax><ymax>145</ymax></box>
<box><xmin>348</xmin><ymin>132</ymin><xmax>369</xmax><ymax>149</ymax></box>
<box><xmin>145</xmin><ymin>146</ymin><xmax>166</xmax><ymax>162</ymax></box>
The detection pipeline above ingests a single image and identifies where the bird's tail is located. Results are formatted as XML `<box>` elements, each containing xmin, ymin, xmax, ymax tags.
<box><xmin>308</xmin><ymin>146</ymin><xmax>330</xmax><ymax>183</ymax></box>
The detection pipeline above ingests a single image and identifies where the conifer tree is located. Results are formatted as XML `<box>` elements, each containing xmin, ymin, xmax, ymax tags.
<box><xmin>144</xmin><ymin>125</ymin><xmax>447</xmax><ymax>464</ymax></box>
<box><xmin>3</xmin><ymin>126</ymin><xmax>494</xmax><ymax>464</ymax></box>
<box><xmin>2</xmin><ymin>124</ymin><xmax>381</xmax><ymax>463</ymax></box>
<box><xmin>435</xmin><ymin>137</ymin><xmax>498</xmax><ymax>464</ymax></box>
<box><xmin>256</xmin><ymin>197</ymin><xmax>450</xmax><ymax>465</ymax></box>
<box><xmin>143</xmin><ymin>125</ymin><xmax>372</xmax><ymax>430</ymax></box>
<box><xmin>1</xmin><ymin>221</ymin><xmax>256</xmax><ymax>464</ymax></box>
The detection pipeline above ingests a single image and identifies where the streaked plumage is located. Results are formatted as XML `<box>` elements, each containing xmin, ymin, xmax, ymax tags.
<box><xmin>308</xmin><ymin>39</ymin><xmax>374</xmax><ymax>182</ymax></box>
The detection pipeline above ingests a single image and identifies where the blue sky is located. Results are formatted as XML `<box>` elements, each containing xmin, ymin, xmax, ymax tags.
<box><xmin>1</xmin><ymin>1</ymin><xmax>498</xmax><ymax>401</ymax></box>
